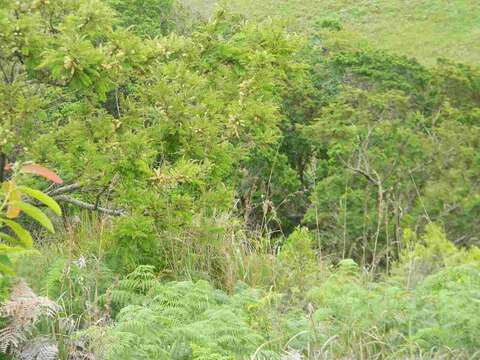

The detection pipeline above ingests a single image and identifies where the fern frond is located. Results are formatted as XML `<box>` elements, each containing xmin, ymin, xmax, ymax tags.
<box><xmin>19</xmin><ymin>338</ymin><xmax>58</xmax><ymax>360</ymax></box>
<box><xmin>2</xmin><ymin>280</ymin><xmax>60</xmax><ymax>329</ymax></box>
<box><xmin>0</xmin><ymin>281</ymin><xmax>60</xmax><ymax>356</ymax></box>
<box><xmin>0</xmin><ymin>325</ymin><xmax>25</xmax><ymax>354</ymax></box>
<box><xmin>86</xmin><ymin>268</ymin><xmax>268</xmax><ymax>359</ymax></box>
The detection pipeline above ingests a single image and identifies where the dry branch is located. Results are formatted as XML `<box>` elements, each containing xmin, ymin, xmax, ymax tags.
<box><xmin>54</xmin><ymin>195</ymin><xmax>124</xmax><ymax>216</ymax></box>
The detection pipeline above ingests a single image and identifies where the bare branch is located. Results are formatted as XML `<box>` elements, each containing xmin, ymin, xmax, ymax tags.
<box><xmin>344</xmin><ymin>162</ymin><xmax>380</xmax><ymax>187</ymax></box>
<box><xmin>47</xmin><ymin>183</ymin><xmax>82</xmax><ymax>196</ymax></box>
<box><xmin>54</xmin><ymin>195</ymin><xmax>124</xmax><ymax>216</ymax></box>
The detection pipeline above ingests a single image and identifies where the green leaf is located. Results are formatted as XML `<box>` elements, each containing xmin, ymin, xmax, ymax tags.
<box><xmin>18</xmin><ymin>186</ymin><xmax>62</xmax><ymax>216</ymax></box>
<box><xmin>0</xmin><ymin>219</ymin><xmax>33</xmax><ymax>248</ymax></box>
<box><xmin>0</xmin><ymin>255</ymin><xmax>14</xmax><ymax>275</ymax></box>
<box><xmin>12</xmin><ymin>201</ymin><xmax>55</xmax><ymax>233</ymax></box>
<box><xmin>0</xmin><ymin>243</ymin><xmax>27</xmax><ymax>254</ymax></box>
<box><xmin>0</xmin><ymin>231</ymin><xmax>20</xmax><ymax>245</ymax></box>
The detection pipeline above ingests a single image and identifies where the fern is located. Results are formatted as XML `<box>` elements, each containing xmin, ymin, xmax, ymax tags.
<box><xmin>102</xmin><ymin>265</ymin><xmax>157</xmax><ymax>313</ymax></box>
<box><xmin>120</xmin><ymin>265</ymin><xmax>157</xmax><ymax>294</ymax></box>
<box><xmin>0</xmin><ymin>326</ymin><xmax>25</xmax><ymax>355</ymax></box>
<box><xmin>19</xmin><ymin>338</ymin><xmax>58</xmax><ymax>360</ymax></box>
<box><xmin>1</xmin><ymin>280</ymin><xmax>59</xmax><ymax>329</ymax></box>
<box><xmin>0</xmin><ymin>281</ymin><xmax>59</xmax><ymax>358</ymax></box>
<box><xmin>0</xmin><ymin>280</ymin><xmax>99</xmax><ymax>360</ymax></box>
<box><xmin>89</xmin><ymin>267</ymin><xmax>271</xmax><ymax>359</ymax></box>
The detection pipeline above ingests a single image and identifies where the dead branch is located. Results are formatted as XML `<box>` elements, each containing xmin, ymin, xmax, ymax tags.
<box><xmin>47</xmin><ymin>183</ymin><xmax>82</xmax><ymax>196</ymax></box>
<box><xmin>54</xmin><ymin>195</ymin><xmax>124</xmax><ymax>216</ymax></box>
<box><xmin>344</xmin><ymin>163</ymin><xmax>380</xmax><ymax>187</ymax></box>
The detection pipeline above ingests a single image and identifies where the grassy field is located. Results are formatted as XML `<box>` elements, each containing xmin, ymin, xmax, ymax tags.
<box><xmin>183</xmin><ymin>0</ymin><xmax>480</xmax><ymax>65</ymax></box>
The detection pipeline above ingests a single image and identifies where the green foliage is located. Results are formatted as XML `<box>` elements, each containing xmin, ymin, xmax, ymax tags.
<box><xmin>3</xmin><ymin>2</ymin><xmax>480</xmax><ymax>359</ymax></box>
<box><xmin>105</xmin><ymin>215</ymin><xmax>159</xmax><ymax>273</ymax></box>
<box><xmin>86</xmin><ymin>226</ymin><xmax>480</xmax><ymax>359</ymax></box>
<box><xmin>298</xmin><ymin>42</ymin><xmax>480</xmax><ymax>264</ymax></box>
<box><xmin>5</xmin><ymin>0</ymin><xmax>478</xmax><ymax>273</ymax></box>
<box><xmin>91</xmin><ymin>266</ymin><xmax>271</xmax><ymax>360</ymax></box>
<box><xmin>45</xmin><ymin>256</ymin><xmax>113</xmax><ymax>318</ymax></box>
<box><xmin>0</xmin><ymin>165</ymin><xmax>62</xmax><ymax>275</ymax></box>
<box><xmin>396</xmin><ymin>224</ymin><xmax>480</xmax><ymax>287</ymax></box>
<box><xmin>299</xmin><ymin>226</ymin><xmax>480</xmax><ymax>358</ymax></box>
<box><xmin>412</xmin><ymin>265</ymin><xmax>480</xmax><ymax>351</ymax></box>
<box><xmin>183</xmin><ymin>0</ymin><xmax>480</xmax><ymax>65</ymax></box>
<box><xmin>108</xmin><ymin>0</ymin><xmax>176</xmax><ymax>37</ymax></box>
<box><xmin>304</xmin><ymin>263</ymin><xmax>480</xmax><ymax>357</ymax></box>
<box><xmin>277</xmin><ymin>227</ymin><xmax>319</xmax><ymax>292</ymax></box>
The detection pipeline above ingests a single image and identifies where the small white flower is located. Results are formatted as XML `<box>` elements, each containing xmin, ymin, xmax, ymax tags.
<box><xmin>75</xmin><ymin>256</ymin><xmax>87</xmax><ymax>269</ymax></box>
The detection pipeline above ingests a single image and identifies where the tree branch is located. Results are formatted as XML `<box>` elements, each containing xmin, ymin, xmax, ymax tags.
<box><xmin>94</xmin><ymin>181</ymin><xmax>111</xmax><ymax>210</ymax></box>
<box><xmin>344</xmin><ymin>163</ymin><xmax>380</xmax><ymax>187</ymax></box>
<box><xmin>54</xmin><ymin>195</ymin><xmax>124</xmax><ymax>216</ymax></box>
<box><xmin>0</xmin><ymin>153</ymin><xmax>5</xmax><ymax>183</ymax></box>
<box><xmin>47</xmin><ymin>183</ymin><xmax>82</xmax><ymax>196</ymax></box>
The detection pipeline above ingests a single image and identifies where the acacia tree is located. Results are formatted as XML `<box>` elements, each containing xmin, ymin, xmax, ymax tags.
<box><xmin>0</xmin><ymin>0</ymin><xmax>153</xmax><ymax>216</ymax></box>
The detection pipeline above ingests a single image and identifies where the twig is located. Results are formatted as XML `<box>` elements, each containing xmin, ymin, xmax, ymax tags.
<box><xmin>409</xmin><ymin>171</ymin><xmax>431</xmax><ymax>223</ymax></box>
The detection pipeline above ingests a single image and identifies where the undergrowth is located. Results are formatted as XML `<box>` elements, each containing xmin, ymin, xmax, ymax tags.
<box><xmin>42</xmin><ymin>225</ymin><xmax>479</xmax><ymax>359</ymax></box>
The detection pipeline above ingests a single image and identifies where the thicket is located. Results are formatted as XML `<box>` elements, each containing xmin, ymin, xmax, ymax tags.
<box><xmin>0</xmin><ymin>0</ymin><xmax>479</xmax><ymax>358</ymax></box>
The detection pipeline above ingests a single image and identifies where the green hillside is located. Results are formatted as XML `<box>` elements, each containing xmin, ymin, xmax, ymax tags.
<box><xmin>184</xmin><ymin>0</ymin><xmax>480</xmax><ymax>65</ymax></box>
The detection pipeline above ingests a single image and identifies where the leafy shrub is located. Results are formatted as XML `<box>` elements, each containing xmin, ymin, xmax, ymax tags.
<box><xmin>0</xmin><ymin>281</ymin><xmax>59</xmax><ymax>359</ymax></box>
<box><xmin>105</xmin><ymin>215</ymin><xmax>159</xmax><ymax>273</ymax></box>
<box><xmin>412</xmin><ymin>264</ymin><xmax>480</xmax><ymax>352</ymax></box>
<box><xmin>302</xmin><ymin>227</ymin><xmax>480</xmax><ymax>358</ymax></box>
<box><xmin>397</xmin><ymin>224</ymin><xmax>480</xmax><ymax>287</ymax></box>
<box><xmin>277</xmin><ymin>227</ymin><xmax>320</xmax><ymax>292</ymax></box>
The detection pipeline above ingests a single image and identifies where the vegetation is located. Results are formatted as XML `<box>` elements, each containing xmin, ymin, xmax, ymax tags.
<box><xmin>183</xmin><ymin>0</ymin><xmax>480</xmax><ymax>65</ymax></box>
<box><xmin>0</xmin><ymin>0</ymin><xmax>478</xmax><ymax>358</ymax></box>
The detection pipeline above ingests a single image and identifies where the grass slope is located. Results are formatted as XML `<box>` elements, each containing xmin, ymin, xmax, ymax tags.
<box><xmin>183</xmin><ymin>0</ymin><xmax>480</xmax><ymax>65</ymax></box>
